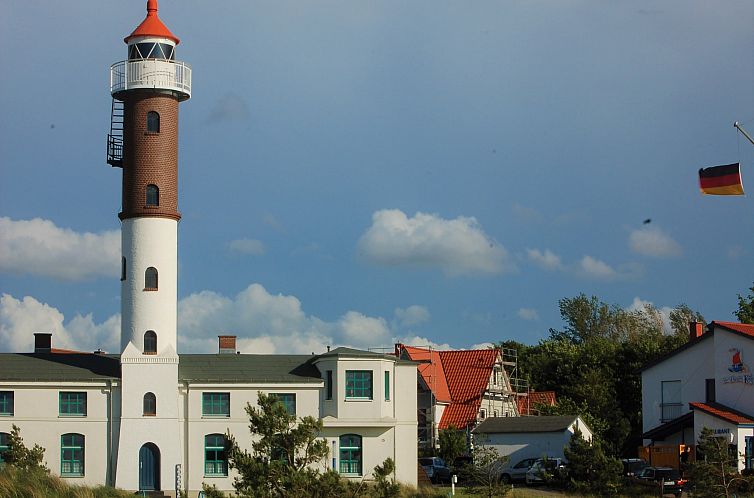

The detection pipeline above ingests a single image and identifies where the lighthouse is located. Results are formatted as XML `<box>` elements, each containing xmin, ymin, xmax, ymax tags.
<box><xmin>108</xmin><ymin>0</ymin><xmax>190</xmax><ymax>491</ymax></box>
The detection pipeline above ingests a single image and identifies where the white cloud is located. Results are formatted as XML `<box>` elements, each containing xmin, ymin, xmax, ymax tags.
<box><xmin>395</xmin><ymin>335</ymin><xmax>454</xmax><ymax>351</ymax></box>
<box><xmin>511</xmin><ymin>202</ymin><xmax>543</xmax><ymax>223</ymax></box>
<box><xmin>0</xmin><ymin>217</ymin><xmax>119</xmax><ymax>281</ymax></box>
<box><xmin>629</xmin><ymin>226</ymin><xmax>682</xmax><ymax>258</ymax></box>
<box><xmin>578</xmin><ymin>255</ymin><xmax>618</xmax><ymax>279</ymax></box>
<box><xmin>0</xmin><ymin>293</ymin><xmax>119</xmax><ymax>353</ymax></box>
<box><xmin>338</xmin><ymin>311</ymin><xmax>391</xmax><ymax>347</ymax></box>
<box><xmin>526</xmin><ymin>248</ymin><xmax>562</xmax><ymax>270</ymax></box>
<box><xmin>517</xmin><ymin>308</ymin><xmax>539</xmax><ymax>321</ymax></box>
<box><xmin>394</xmin><ymin>305</ymin><xmax>430</xmax><ymax>328</ymax></box>
<box><xmin>228</xmin><ymin>238</ymin><xmax>265</xmax><ymax>256</ymax></box>
<box><xmin>357</xmin><ymin>209</ymin><xmax>514</xmax><ymax>276</ymax></box>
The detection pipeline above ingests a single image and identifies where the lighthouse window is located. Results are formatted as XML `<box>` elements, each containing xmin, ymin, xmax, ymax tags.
<box><xmin>121</xmin><ymin>257</ymin><xmax>126</xmax><ymax>281</ymax></box>
<box><xmin>144</xmin><ymin>331</ymin><xmax>157</xmax><ymax>354</ymax></box>
<box><xmin>128</xmin><ymin>42</ymin><xmax>175</xmax><ymax>61</ymax></box>
<box><xmin>145</xmin><ymin>267</ymin><xmax>158</xmax><ymax>290</ymax></box>
<box><xmin>143</xmin><ymin>392</ymin><xmax>156</xmax><ymax>415</ymax></box>
<box><xmin>146</xmin><ymin>112</ymin><xmax>160</xmax><ymax>133</ymax></box>
<box><xmin>146</xmin><ymin>184</ymin><xmax>159</xmax><ymax>206</ymax></box>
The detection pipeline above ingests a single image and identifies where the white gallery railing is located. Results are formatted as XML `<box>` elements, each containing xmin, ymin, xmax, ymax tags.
<box><xmin>110</xmin><ymin>59</ymin><xmax>191</xmax><ymax>98</ymax></box>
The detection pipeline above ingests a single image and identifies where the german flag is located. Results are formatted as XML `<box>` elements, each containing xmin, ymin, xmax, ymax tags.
<box><xmin>699</xmin><ymin>163</ymin><xmax>744</xmax><ymax>195</ymax></box>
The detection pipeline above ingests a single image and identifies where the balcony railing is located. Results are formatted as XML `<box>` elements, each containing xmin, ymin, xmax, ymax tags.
<box><xmin>110</xmin><ymin>59</ymin><xmax>191</xmax><ymax>100</ymax></box>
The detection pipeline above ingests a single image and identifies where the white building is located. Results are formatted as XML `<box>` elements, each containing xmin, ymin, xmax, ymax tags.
<box><xmin>0</xmin><ymin>1</ymin><xmax>418</xmax><ymax>494</ymax></box>
<box><xmin>472</xmin><ymin>415</ymin><xmax>592</xmax><ymax>464</ymax></box>
<box><xmin>641</xmin><ymin>321</ymin><xmax>754</xmax><ymax>471</ymax></box>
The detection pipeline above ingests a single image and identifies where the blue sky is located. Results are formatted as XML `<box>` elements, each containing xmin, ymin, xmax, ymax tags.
<box><xmin>1</xmin><ymin>0</ymin><xmax>752</xmax><ymax>354</ymax></box>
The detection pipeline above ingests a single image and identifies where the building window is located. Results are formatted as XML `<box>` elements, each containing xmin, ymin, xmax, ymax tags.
<box><xmin>61</xmin><ymin>433</ymin><xmax>84</xmax><ymax>476</ymax></box>
<box><xmin>326</xmin><ymin>370</ymin><xmax>333</xmax><ymax>400</ymax></box>
<box><xmin>144</xmin><ymin>331</ymin><xmax>157</xmax><ymax>354</ymax></box>
<box><xmin>146</xmin><ymin>184</ymin><xmax>159</xmax><ymax>207</ymax></box>
<box><xmin>0</xmin><ymin>432</ymin><xmax>9</xmax><ymax>463</ymax></box>
<box><xmin>146</xmin><ymin>111</ymin><xmax>160</xmax><ymax>133</ymax></box>
<box><xmin>204</xmin><ymin>434</ymin><xmax>228</xmax><ymax>476</ymax></box>
<box><xmin>59</xmin><ymin>392</ymin><xmax>87</xmax><ymax>417</ymax></box>
<box><xmin>660</xmin><ymin>380</ymin><xmax>682</xmax><ymax>422</ymax></box>
<box><xmin>145</xmin><ymin>267</ymin><xmax>158</xmax><ymax>290</ymax></box>
<box><xmin>479</xmin><ymin>408</ymin><xmax>486</xmax><ymax>420</ymax></box>
<box><xmin>202</xmin><ymin>393</ymin><xmax>230</xmax><ymax>417</ymax></box>
<box><xmin>746</xmin><ymin>436</ymin><xmax>753</xmax><ymax>470</ymax></box>
<box><xmin>0</xmin><ymin>392</ymin><xmax>13</xmax><ymax>416</ymax></box>
<box><xmin>384</xmin><ymin>371</ymin><xmax>390</xmax><ymax>401</ymax></box>
<box><xmin>345</xmin><ymin>371</ymin><xmax>372</xmax><ymax>400</ymax></box>
<box><xmin>339</xmin><ymin>434</ymin><xmax>362</xmax><ymax>475</ymax></box>
<box><xmin>121</xmin><ymin>257</ymin><xmax>126</xmax><ymax>281</ymax></box>
<box><xmin>270</xmin><ymin>393</ymin><xmax>296</xmax><ymax>415</ymax></box>
<box><xmin>143</xmin><ymin>392</ymin><xmax>156</xmax><ymax>416</ymax></box>
<box><xmin>705</xmin><ymin>378</ymin><xmax>716</xmax><ymax>403</ymax></box>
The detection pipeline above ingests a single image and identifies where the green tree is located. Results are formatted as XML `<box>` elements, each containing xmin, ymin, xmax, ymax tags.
<box><xmin>370</xmin><ymin>458</ymin><xmax>400</xmax><ymax>498</ymax></box>
<box><xmin>438</xmin><ymin>426</ymin><xmax>466</xmax><ymax>467</ymax></box>
<box><xmin>226</xmin><ymin>392</ymin><xmax>330</xmax><ymax>497</ymax></box>
<box><xmin>690</xmin><ymin>427</ymin><xmax>747</xmax><ymax>498</ymax></box>
<box><xmin>563</xmin><ymin>428</ymin><xmax>622</xmax><ymax>495</ymax></box>
<box><xmin>735</xmin><ymin>282</ymin><xmax>754</xmax><ymax>324</ymax></box>
<box><xmin>464</xmin><ymin>438</ymin><xmax>509</xmax><ymax>498</ymax></box>
<box><xmin>669</xmin><ymin>303</ymin><xmax>706</xmax><ymax>339</ymax></box>
<box><xmin>1</xmin><ymin>424</ymin><xmax>47</xmax><ymax>472</ymax></box>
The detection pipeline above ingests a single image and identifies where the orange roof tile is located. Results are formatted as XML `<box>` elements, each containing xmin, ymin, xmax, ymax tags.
<box><xmin>125</xmin><ymin>0</ymin><xmax>180</xmax><ymax>45</ymax></box>
<box><xmin>440</xmin><ymin>349</ymin><xmax>499</xmax><ymax>404</ymax></box>
<box><xmin>713</xmin><ymin>321</ymin><xmax>754</xmax><ymax>339</ymax></box>
<box><xmin>517</xmin><ymin>391</ymin><xmax>556</xmax><ymax>415</ymax></box>
<box><xmin>439</xmin><ymin>402</ymin><xmax>480</xmax><ymax>430</ymax></box>
<box><xmin>689</xmin><ymin>402</ymin><xmax>754</xmax><ymax>425</ymax></box>
<box><xmin>401</xmin><ymin>345</ymin><xmax>451</xmax><ymax>403</ymax></box>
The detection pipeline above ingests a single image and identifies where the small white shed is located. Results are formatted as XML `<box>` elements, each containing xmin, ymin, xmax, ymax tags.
<box><xmin>472</xmin><ymin>415</ymin><xmax>592</xmax><ymax>464</ymax></box>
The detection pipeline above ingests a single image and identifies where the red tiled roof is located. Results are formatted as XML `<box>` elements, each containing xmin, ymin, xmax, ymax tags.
<box><xmin>689</xmin><ymin>402</ymin><xmax>754</xmax><ymax>425</ymax></box>
<box><xmin>713</xmin><ymin>321</ymin><xmax>754</xmax><ymax>339</ymax></box>
<box><xmin>440</xmin><ymin>349</ymin><xmax>499</xmax><ymax>404</ymax></box>
<box><xmin>517</xmin><ymin>391</ymin><xmax>556</xmax><ymax>415</ymax></box>
<box><xmin>401</xmin><ymin>346</ymin><xmax>451</xmax><ymax>403</ymax></box>
<box><xmin>439</xmin><ymin>402</ymin><xmax>480</xmax><ymax>430</ymax></box>
<box><xmin>125</xmin><ymin>0</ymin><xmax>180</xmax><ymax>44</ymax></box>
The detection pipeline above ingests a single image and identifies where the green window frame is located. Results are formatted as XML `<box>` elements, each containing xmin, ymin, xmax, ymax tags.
<box><xmin>204</xmin><ymin>434</ymin><xmax>228</xmax><ymax>476</ymax></box>
<box><xmin>339</xmin><ymin>434</ymin><xmax>362</xmax><ymax>475</ymax></box>
<box><xmin>270</xmin><ymin>393</ymin><xmax>296</xmax><ymax>415</ymax></box>
<box><xmin>345</xmin><ymin>370</ymin><xmax>372</xmax><ymax>400</ymax></box>
<box><xmin>0</xmin><ymin>392</ymin><xmax>13</xmax><ymax>416</ymax></box>
<box><xmin>202</xmin><ymin>393</ymin><xmax>230</xmax><ymax>417</ymax></box>
<box><xmin>61</xmin><ymin>433</ymin><xmax>84</xmax><ymax>476</ymax></box>
<box><xmin>384</xmin><ymin>371</ymin><xmax>390</xmax><ymax>401</ymax></box>
<box><xmin>0</xmin><ymin>432</ymin><xmax>9</xmax><ymax>463</ymax></box>
<box><xmin>59</xmin><ymin>392</ymin><xmax>86</xmax><ymax>416</ymax></box>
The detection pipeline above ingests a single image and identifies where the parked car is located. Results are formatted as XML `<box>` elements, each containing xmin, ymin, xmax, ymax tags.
<box><xmin>525</xmin><ymin>457</ymin><xmax>567</xmax><ymax>485</ymax></box>
<box><xmin>419</xmin><ymin>457</ymin><xmax>452</xmax><ymax>484</ymax></box>
<box><xmin>621</xmin><ymin>458</ymin><xmax>649</xmax><ymax>477</ymax></box>
<box><xmin>632</xmin><ymin>466</ymin><xmax>685</xmax><ymax>497</ymax></box>
<box><xmin>499</xmin><ymin>457</ymin><xmax>538</xmax><ymax>484</ymax></box>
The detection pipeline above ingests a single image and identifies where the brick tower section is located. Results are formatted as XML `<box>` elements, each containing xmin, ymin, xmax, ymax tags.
<box><xmin>120</xmin><ymin>92</ymin><xmax>180</xmax><ymax>221</ymax></box>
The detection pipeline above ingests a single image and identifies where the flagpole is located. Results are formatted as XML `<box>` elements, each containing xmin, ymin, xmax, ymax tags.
<box><xmin>733</xmin><ymin>122</ymin><xmax>754</xmax><ymax>147</ymax></box>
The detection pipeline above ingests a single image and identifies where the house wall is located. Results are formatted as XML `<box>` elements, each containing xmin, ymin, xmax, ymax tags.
<box><xmin>642</xmin><ymin>339</ymin><xmax>714</xmax><ymax>436</ymax></box>
<box><xmin>713</xmin><ymin>330</ymin><xmax>754</xmax><ymax>415</ymax></box>
<box><xmin>0</xmin><ymin>381</ymin><xmax>116</xmax><ymax>488</ymax></box>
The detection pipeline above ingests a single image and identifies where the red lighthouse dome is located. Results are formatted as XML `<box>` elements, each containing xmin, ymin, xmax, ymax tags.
<box><xmin>125</xmin><ymin>0</ymin><xmax>180</xmax><ymax>44</ymax></box>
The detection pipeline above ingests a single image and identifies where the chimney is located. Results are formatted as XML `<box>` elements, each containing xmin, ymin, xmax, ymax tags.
<box><xmin>218</xmin><ymin>335</ymin><xmax>237</xmax><ymax>354</ymax></box>
<box><xmin>34</xmin><ymin>333</ymin><xmax>52</xmax><ymax>353</ymax></box>
<box><xmin>689</xmin><ymin>321</ymin><xmax>704</xmax><ymax>341</ymax></box>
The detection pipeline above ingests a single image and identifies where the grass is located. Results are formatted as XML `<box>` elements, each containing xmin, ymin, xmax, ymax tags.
<box><xmin>0</xmin><ymin>466</ymin><xmax>133</xmax><ymax>498</ymax></box>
